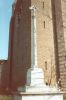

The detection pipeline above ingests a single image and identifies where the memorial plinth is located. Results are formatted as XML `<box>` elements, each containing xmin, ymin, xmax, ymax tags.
<box><xmin>15</xmin><ymin>5</ymin><xmax>63</xmax><ymax>100</ymax></box>
<box><xmin>13</xmin><ymin>92</ymin><xmax>63</xmax><ymax>100</ymax></box>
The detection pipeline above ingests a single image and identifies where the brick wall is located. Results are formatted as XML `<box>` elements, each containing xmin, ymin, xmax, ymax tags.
<box><xmin>60</xmin><ymin>0</ymin><xmax>66</xmax><ymax>91</ymax></box>
<box><xmin>51</xmin><ymin>0</ymin><xmax>66</xmax><ymax>91</ymax></box>
<box><xmin>9</xmin><ymin>0</ymin><xmax>31</xmax><ymax>90</ymax></box>
<box><xmin>34</xmin><ymin>0</ymin><xmax>56</xmax><ymax>85</ymax></box>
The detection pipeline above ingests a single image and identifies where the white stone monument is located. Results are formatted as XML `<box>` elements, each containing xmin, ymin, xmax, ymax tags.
<box><xmin>14</xmin><ymin>5</ymin><xmax>64</xmax><ymax>100</ymax></box>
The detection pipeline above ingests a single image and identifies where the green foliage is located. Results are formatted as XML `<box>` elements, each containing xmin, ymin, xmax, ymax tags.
<box><xmin>0</xmin><ymin>95</ymin><xmax>12</xmax><ymax>100</ymax></box>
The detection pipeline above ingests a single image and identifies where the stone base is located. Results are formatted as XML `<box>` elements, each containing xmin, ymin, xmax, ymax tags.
<box><xmin>13</xmin><ymin>92</ymin><xmax>63</xmax><ymax>100</ymax></box>
<box><xmin>16</xmin><ymin>67</ymin><xmax>63</xmax><ymax>100</ymax></box>
<box><xmin>17</xmin><ymin>85</ymin><xmax>63</xmax><ymax>100</ymax></box>
<box><xmin>18</xmin><ymin>85</ymin><xmax>59</xmax><ymax>92</ymax></box>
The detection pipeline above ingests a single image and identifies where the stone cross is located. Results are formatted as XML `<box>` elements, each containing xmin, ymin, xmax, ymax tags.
<box><xmin>29</xmin><ymin>5</ymin><xmax>37</xmax><ymax>68</ymax></box>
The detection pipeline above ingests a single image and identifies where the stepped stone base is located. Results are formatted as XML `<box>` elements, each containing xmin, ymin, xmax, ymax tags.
<box><xmin>15</xmin><ymin>67</ymin><xmax>63</xmax><ymax>100</ymax></box>
<box><xmin>17</xmin><ymin>84</ymin><xmax>63</xmax><ymax>100</ymax></box>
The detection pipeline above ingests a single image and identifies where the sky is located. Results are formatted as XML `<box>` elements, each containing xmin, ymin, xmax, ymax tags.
<box><xmin>0</xmin><ymin>0</ymin><xmax>14</xmax><ymax>60</ymax></box>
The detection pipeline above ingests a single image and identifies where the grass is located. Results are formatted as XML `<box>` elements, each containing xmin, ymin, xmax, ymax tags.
<box><xmin>0</xmin><ymin>95</ymin><xmax>13</xmax><ymax>100</ymax></box>
<box><xmin>0</xmin><ymin>94</ymin><xmax>65</xmax><ymax>100</ymax></box>
<box><xmin>64</xmin><ymin>95</ymin><xmax>66</xmax><ymax>100</ymax></box>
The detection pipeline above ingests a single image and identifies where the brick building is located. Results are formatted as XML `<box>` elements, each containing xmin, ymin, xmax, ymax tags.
<box><xmin>9</xmin><ymin>0</ymin><xmax>56</xmax><ymax>91</ymax></box>
<box><xmin>0</xmin><ymin>60</ymin><xmax>8</xmax><ymax>93</ymax></box>
<box><xmin>0</xmin><ymin>0</ymin><xmax>66</xmax><ymax>93</ymax></box>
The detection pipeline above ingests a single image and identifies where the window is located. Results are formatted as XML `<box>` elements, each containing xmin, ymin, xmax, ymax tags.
<box><xmin>45</xmin><ymin>61</ymin><xmax>47</xmax><ymax>70</ymax></box>
<box><xmin>43</xmin><ymin>21</ymin><xmax>45</xmax><ymax>28</ymax></box>
<box><xmin>43</xmin><ymin>1</ymin><xmax>44</xmax><ymax>8</ymax></box>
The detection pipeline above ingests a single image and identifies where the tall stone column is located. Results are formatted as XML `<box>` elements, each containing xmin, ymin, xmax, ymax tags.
<box><xmin>30</xmin><ymin>5</ymin><xmax>37</xmax><ymax>68</ymax></box>
<box><xmin>26</xmin><ymin>5</ymin><xmax>45</xmax><ymax>87</ymax></box>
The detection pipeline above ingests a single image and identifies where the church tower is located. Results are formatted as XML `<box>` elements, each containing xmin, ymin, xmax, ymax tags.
<box><xmin>9</xmin><ymin>0</ymin><xmax>56</xmax><ymax>91</ymax></box>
